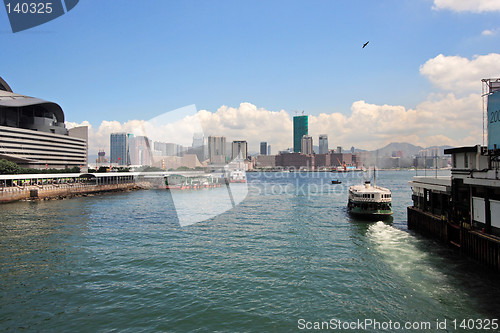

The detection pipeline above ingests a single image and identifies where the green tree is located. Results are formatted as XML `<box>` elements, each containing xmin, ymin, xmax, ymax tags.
<box><xmin>0</xmin><ymin>159</ymin><xmax>21</xmax><ymax>175</ymax></box>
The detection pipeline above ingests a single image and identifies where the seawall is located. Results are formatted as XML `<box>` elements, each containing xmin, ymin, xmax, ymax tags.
<box><xmin>0</xmin><ymin>183</ymin><xmax>143</xmax><ymax>204</ymax></box>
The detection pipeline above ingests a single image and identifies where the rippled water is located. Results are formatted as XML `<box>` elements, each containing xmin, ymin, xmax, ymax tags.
<box><xmin>1</xmin><ymin>170</ymin><xmax>499</xmax><ymax>332</ymax></box>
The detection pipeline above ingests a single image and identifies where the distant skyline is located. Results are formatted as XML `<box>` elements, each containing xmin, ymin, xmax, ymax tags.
<box><xmin>2</xmin><ymin>0</ymin><xmax>500</xmax><ymax>153</ymax></box>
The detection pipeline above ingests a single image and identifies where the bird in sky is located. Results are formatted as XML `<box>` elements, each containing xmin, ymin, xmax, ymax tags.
<box><xmin>362</xmin><ymin>41</ymin><xmax>369</xmax><ymax>48</ymax></box>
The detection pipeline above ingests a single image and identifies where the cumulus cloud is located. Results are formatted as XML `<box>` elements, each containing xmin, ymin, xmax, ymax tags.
<box><xmin>80</xmin><ymin>92</ymin><xmax>482</xmax><ymax>155</ymax></box>
<box><xmin>308</xmin><ymin>93</ymin><xmax>481</xmax><ymax>149</ymax></box>
<box><xmin>419</xmin><ymin>53</ymin><xmax>500</xmax><ymax>93</ymax></box>
<box><xmin>76</xmin><ymin>53</ymin><xmax>494</xmax><ymax>156</ymax></box>
<box><xmin>433</xmin><ymin>0</ymin><xmax>500</xmax><ymax>12</ymax></box>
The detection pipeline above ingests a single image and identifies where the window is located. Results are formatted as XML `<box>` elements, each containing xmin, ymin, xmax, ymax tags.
<box><xmin>464</xmin><ymin>154</ymin><xmax>469</xmax><ymax>168</ymax></box>
<box><xmin>452</xmin><ymin>155</ymin><xmax>456</xmax><ymax>168</ymax></box>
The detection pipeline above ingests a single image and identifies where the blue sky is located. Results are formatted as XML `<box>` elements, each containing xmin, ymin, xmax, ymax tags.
<box><xmin>2</xmin><ymin>0</ymin><xmax>500</xmax><ymax>151</ymax></box>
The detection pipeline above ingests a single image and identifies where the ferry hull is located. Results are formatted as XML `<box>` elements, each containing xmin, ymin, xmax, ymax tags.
<box><xmin>348</xmin><ymin>207</ymin><xmax>393</xmax><ymax>218</ymax></box>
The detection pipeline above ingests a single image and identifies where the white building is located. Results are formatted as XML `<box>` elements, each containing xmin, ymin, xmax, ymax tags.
<box><xmin>301</xmin><ymin>135</ymin><xmax>313</xmax><ymax>155</ymax></box>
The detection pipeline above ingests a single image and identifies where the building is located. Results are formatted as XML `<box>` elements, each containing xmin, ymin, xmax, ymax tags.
<box><xmin>314</xmin><ymin>154</ymin><xmax>330</xmax><ymax>168</ymax></box>
<box><xmin>208</xmin><ymin>136</ymin><xmax>226</xmax><ymax>164</ymax></box>
<box><xmin>129</xmin><ymin>136</ymin><xmax>152</xmax><ymax>166</ymax></box>
<box><xmin>293</xmin><ymin>115</ymin><xmax>308</xmax><ymax>153</ymax></box>
<box><xmin>255</xmin><ymin>155</ymin><xmax>277</xmax><ymax>168</ymax></box>
<box><xmin>276</xmin><ymin>152</ymin><xmax>314</xmax><ymax>170</ymax></box>
<box><xmin>260</xmin><ymin>142</ymin><xmax>268</xmax><ymax>155</ymax></box>
<box><xmin>232</xmin><ymin>140</ymin><xmax>248</xmax><ymax>160</ymax></box>
<box><xmin>110</xmin><ymin>133</ymin><xmax>132</xmax><ymax>165</ymax></box>
<box><xmin>301</xmin><ymin>135</ymin><xmax>313</xmax><ymax>155</ymax></box>
<box><xmin>0</xmin><ymin>76</ymin><xmax>88</xmax><ymax>170</ymax></box>
<box><xmin>319</xmin><ymin>134</ymin><xmax>328</xmax><ymax>154</ymax></box>
<box><xmin>97</xmin><ymin>150</ymin><xmax>107</xmax><ymax>164</ymax></box>
<box><xmin>267</xmin><ymin>145</ymin><xmax>271</xmax><ymax>155</ymax></box>
<box><xmin>192</xmin><ymin>133</ymin><xmax>204</xmax><ymax>148</ymax></box>
<box><xmin>407</xmin><ymin>78</ymin><xmax>500</xmax><ymax>270</ymax></box>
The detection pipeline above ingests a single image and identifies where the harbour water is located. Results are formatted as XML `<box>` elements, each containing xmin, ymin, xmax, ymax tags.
<box><xmin>1</xmin><ymin>170</ymin><xmax>499</xmax><ymax>332</ymax></box>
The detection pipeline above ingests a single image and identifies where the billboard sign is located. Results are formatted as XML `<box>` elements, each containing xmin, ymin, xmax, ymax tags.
<box><xmin>488</xmin><ymin>90</ymin><xmax>500</xmax><ymax>151</ymax></box>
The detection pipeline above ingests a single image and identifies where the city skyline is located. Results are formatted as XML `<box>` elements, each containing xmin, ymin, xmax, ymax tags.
<box><xmin>3</xmin><ymin>1</ymin><xmax>500</xmax><ymax>154</ymax></box>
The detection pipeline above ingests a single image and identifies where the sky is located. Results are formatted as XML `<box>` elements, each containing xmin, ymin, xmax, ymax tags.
<box><xmin>2</xmin><ymin>0</ymin><xmax>500</xmax><ymax>154</ymax></box>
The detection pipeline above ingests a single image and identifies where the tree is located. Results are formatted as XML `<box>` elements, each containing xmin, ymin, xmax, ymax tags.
<box><xmin>0</xmin><ymin>159</ymin><xmax>21</xmax><ymax>175</ymax></box>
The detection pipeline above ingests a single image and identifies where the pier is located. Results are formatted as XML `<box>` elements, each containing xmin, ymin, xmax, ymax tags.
<box><xmin>0</xmin><ymin>171</ymin><xmax>225</xmax><ymax>203</ymax></box>
<box><xmin>408</xmin><ymin>146</ymin><xmax>500</xmax><ymax>270</ymax></box>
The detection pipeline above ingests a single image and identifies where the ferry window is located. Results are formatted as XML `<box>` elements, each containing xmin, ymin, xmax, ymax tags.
<box><xmin>464</xmin><ymin>154</ymin><xmax>468</xmax><ymax>168</ymax></box>
<box><xmin>452</xmin><ymin>155</ymin><xmax>456</xmax><ymax>168</ymax></box>
<box><xmin>371</xmin><ymin>194</ymin><xmax>374</xmax><ymax>198</ymax></box>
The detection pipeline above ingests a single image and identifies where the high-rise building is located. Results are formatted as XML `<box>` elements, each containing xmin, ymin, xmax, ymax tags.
<box><xmin>232</xmin><ymin>140</ymin><xmax>248</xmax><ymax>160</ymax></box>
<box><xmin>130</xmin><ymin>136</ymin><xmax>152</xmax><ymax>166</ymax></box>
<box><xmin>267</xmin><ymin>145</ymin><xmax>271</xmax><ymax>155</ymax></box>
<box><xmin>260</xmin><ymin>142</ymin><xmax>268</xmax><ymax>155</ymax></box>
<box><xmin>110</xmin><ymin>133</ymin><xmax>132</xmax><ymax>165</ymax></box>
<box><xmin>208</xmin><ymin>136</ymin><xmax>226</xmax><ymax>164</ymax></box>
<box><xmin>192</xmin><ymin>133</ymin><xmax>204</xmax><ymax>148</ymax></box>
<box><xmin>301</xmin><ymin>135</ymin><xmax>313</xmax><ymax>155</ymax></box>
<box><xmin>337</xmin><ymin>146</ymin><xmax>342</xmax><ymax>154</ymax></box>
<box><xmin>319</xmin><ymin>134</ymin><xmax>328</xmax><ymax>154</ymax></box>
<box><xmin>293</xmin><ymin>115</ymin><xmax>308</xmax><ymax>153</ymax></box>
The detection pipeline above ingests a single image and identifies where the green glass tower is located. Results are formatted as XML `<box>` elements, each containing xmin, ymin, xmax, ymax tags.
<box><xmin>293</xmin><ymin>115</ymin><xmax>308</xmax><ymax>153</ymax></box>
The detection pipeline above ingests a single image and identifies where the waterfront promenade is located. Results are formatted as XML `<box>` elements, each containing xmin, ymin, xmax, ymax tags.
<box><xmin>0</xmin><ymin>171</ymin><xmax>218</xmax><ymax>203</ymax></box>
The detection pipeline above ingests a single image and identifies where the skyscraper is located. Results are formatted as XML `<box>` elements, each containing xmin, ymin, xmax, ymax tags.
<box><xmin>208</xmin><ymin>136</ymin><xmax>226</xmax><ymax>164</ymax></box>
<box><xmin>293</xmin><ymin>115</ymin><xmax>308</xmax><ymax>153</ymax></box>
<box><xmin>319</xmin><ymin>134</ymin><xmax>328</xmax><ymax>154</ymax></box>
<box><xmin>301</xmin><ymin>135</ymin><xmax>313</xmax><ymax>155</ymax></box>
<box><xmin>110</xmin><ymin>133</ymin><xmax>132</xmax><ymax>165</ymax></box>
<box><xmin>192</xmin><ymin>133</ymin><xmax>204</xmax><ymax>148</ymax></box>
<box><xmin>232</xmin><ymin>140</ymin><xmax>248</xmax><ymax>160</ymax></box>
<box><xmin>260</xmin><ymin>142</ymin><xmax>268</xmax><ymax>155</ymax></box>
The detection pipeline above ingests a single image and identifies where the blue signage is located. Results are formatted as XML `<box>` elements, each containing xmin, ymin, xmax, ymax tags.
<box><xmin>488</xmin><ymin>90</ymin><xmax>500</xmax><ymax>151</ymax></box>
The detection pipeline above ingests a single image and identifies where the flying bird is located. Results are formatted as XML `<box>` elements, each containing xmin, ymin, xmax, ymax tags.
<box><xmin>362</xmin><ymin>41</ymin><xmax>369</xmax><ymax>48</ymax></box>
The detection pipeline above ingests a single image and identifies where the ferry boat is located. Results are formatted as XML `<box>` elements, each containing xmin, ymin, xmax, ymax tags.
<box><xmin>229</xmin><ymin>170</ymin><xmax>246</xmax><ymax>183</ymax></box>
<box><xmin>347</xmin><ymin>172</ymin><xmax>392</xmax><ymax>217</ymax></box>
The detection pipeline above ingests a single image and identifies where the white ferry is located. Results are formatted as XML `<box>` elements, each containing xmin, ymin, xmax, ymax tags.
<box><xmin>347</xmin><ymin>176</ymin><xmax>392</xmax><ymax>217</ymax></box>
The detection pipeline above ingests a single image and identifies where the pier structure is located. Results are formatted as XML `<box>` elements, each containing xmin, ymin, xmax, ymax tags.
<box><xmin>0</xmin><ymin>171</ymin><xmax>224</xmax><ymax>203</ymax></box>
<box><xmin>408</xmin><ymin>78</ymin><xmax>500</xmax><ymax>270</ymax></box>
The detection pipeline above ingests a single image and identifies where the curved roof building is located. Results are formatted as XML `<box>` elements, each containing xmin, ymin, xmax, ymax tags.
<box><xmin>0</xmin><ymin>76</ymin><xmax>87</xmax><ymax>170</ymax></box>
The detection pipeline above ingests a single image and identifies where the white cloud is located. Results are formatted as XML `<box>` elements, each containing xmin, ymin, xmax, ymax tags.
<box><xmin>79</xmin><ymin>92</ymin><xmax>482</xmax><ymax>156</ymax></box>
<box><xmin>433</xmin><ymin>0</ymin><xmax>500</xmax><ymax>12</ymax></box>
<box><xmin>482</xmin><ymin>29</ymin><xmax>496</xmax><ymax>36</ymax></box>
<box><xmin>419</xmin><ymin>53</ymin><xmax>500</xmax><ymax>93</ymax></box>
<box><xmin>77</xmin><ymin>53</ymin><xmax>495</xmax><ymax>155</ymax></box>
<box><xmin>308</xmin><ymin>93</ymin><xmax>481</xmax><ymax>150</ymax></box>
